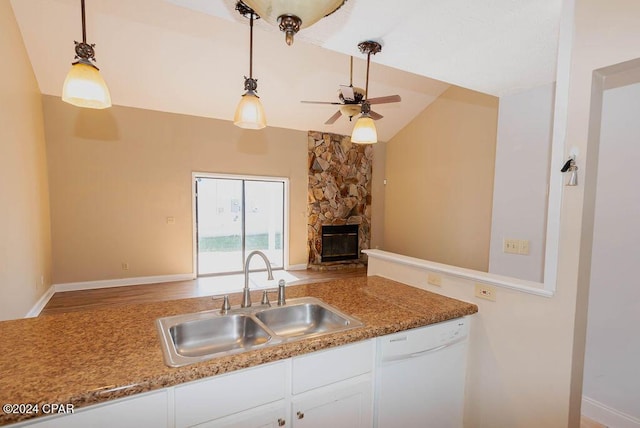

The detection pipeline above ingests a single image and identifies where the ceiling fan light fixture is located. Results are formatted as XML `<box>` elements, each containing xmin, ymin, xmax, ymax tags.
<box><xmin>340</xmin><ymin>104</ymin><xmax>362</xmax><ymax>121</ymax></box>
<box><xmin>62</xmin><ymin>0</ymin><xmax>111</xmax><ymax>109</ymax></box>
<box><xmin>350</xmin><ymin>41</ymin><xmax>383</xmax><ymax>144</ymax></box>
<box><xmin>241</xmin><ymin>0</ymin><xmax>346</xmax><ymax>45</ymax></box>
<box><xmin>351</xmin><ymin>101</ymin><xmax>377</xmax><ymax>144</ymax></box>
<box><xmin>351</xmin><ymin>113</ymin><xmax>377</xmax><ymax>144</ymax></box>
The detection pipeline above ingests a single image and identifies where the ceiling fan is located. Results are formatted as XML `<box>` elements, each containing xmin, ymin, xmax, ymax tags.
<box><xmin>300</xmin><ymin>49</ymin><xmax>401</xmax><ymax>125</ymax></box>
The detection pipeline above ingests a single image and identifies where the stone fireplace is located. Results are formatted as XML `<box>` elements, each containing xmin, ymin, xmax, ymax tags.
<box><xmin>307</xmin><ymin>131</ymin><xmax>372</xmax><ymax>267</ymax></box>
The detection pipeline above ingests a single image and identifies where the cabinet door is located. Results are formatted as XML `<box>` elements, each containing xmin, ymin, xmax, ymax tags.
<box><xmin>292</xmin><ymin>340</ymin><xmax>373</xmax><ymax>395</ymax></box>
<box><xmin>291</xmin><ymin>374</ymin><xmax>372</xmax><ymax>428</ymax></box>
<box><xmin>13</xmin><ymin>390</ymin><xmax>168</xmax><ymax>428</ymax></box>
<box><xmin>174</xmin><ymin>361</ymin><xmax>287</xmax><ymax>428</ymax></box>
<box><xmin>193</xmin><ymin>401</ymin><xmax>288</xmax><ymax>428</ymax></box>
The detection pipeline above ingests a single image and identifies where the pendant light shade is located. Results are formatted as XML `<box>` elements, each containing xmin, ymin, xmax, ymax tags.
<box><xmin>351</xmin><ymin>41</ymin><xmax>382</xmax><ymax>144</ymax></box>
<box><xmin>234</xmin><ymin>2</ymin><xmax>266</xmax><ymax>129</ymax></box>
<box><xmin>351</xmin><ymin>113</ymin><xmax>377</xmax><ymax>144</ymax></box>
<box><xmin>62</xmin><ymin>62</ymin><xmax>111</xmax><ymax>109</ymax></box>
<box><xmin>234</xmin><ymin>91</ymin><xmax>266</xmax><ymax>129</ymax></box>
<box><xmin>62</xmin><ymin>0</ymin><xmax>111</xmax><ymax>109</ymax></box>
<box><xmin>241</xmin><ymin>0</ymin><xmax>346</xmax><ymax>45</ymax></box>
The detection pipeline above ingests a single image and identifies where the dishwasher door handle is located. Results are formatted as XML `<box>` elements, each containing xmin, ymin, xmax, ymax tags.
<box><xmin>382</xmin><ymin>335</ymin><xmax>467</xmax><ymax>363</ymax></box>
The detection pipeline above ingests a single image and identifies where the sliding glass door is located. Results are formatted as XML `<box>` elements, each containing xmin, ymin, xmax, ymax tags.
<box><xmin>195</xmin><ymin>175</ymin><xmax>284</xmax><ymax>276</ymax></box>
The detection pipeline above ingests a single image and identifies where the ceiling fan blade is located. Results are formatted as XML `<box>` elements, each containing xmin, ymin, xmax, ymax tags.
<box><xmin>367</xmin><ymin>95</ymin><xmax>402</xmax><ymax>105</ymax></box>
<box><xmin>301</xmin><ymin>100</ymin><xmax>343</xmax><ymax>105</ymax></box>
<box><xmin>324</xmin><ymin>110</ymin><xmax>343</xmax><ymax>125</ymax></box>
<box><xmin>369</xmin><ymin>110</ymin><xmax>384</xmax><ymax>120</ymax></box>
<box><xmin>340</xmin><ymin>85</ymin><xmax>355</xmax><ymax>102</ymax></box>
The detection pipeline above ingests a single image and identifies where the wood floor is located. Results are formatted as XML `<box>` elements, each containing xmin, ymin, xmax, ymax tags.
<box><xmin>41</xmin><ymin>268</ymin><xmax>366</xmax><ymax>315</ymax></box>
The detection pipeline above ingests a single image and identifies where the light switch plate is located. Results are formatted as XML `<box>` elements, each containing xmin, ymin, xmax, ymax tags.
<box><xmin>504</xmin><ymin>238</ymin><xmax>530</xmax><ymax>255</ymax></box>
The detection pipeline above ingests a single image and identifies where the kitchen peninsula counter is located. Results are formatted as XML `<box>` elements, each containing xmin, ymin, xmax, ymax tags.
<box><xmin>0</xmin><ymin>275</ymin><xmax>477</xmax><ymax>425</ymax></box>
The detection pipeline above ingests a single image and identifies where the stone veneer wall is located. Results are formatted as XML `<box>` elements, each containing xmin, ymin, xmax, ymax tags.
<box><xmin>307</xmin><ymin>131</ymin><xmax>372</xmax><ymax>266</ymax></box>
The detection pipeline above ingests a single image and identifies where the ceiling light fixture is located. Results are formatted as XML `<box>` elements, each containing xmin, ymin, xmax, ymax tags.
<box><xmin>241</xmin><ymin>0</ymin><xmax>347</xmax><ymax>46</ymax></box>
<box><xmin>62</xmin><ymin>0</ymin><xmax>111</xmax><ymax>109</ymax></box>
<box><xmin>351</xmin><ymin>41</ymin><xmax>382</xmax><ymax>144</ymax></box>
<box><xmin>234</xmin><ymin>2</ymin><xmax>267</xmax><ymax>130</ymax></box>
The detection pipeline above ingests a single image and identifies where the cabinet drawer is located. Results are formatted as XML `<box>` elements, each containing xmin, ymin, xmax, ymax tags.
<box><xmin>174</xmin><ymin>361</ymin><xmax>287</xmax><ymax>428</ymax></box>
<box><xmin>14</xmin><ymin>390</ymin><xmax>168</xmax><ymax>428</ymax></box>
<box><xmin>291</xmin><ymin>340</ymin><xmax>373</xmax><ymax>395</ymax></box>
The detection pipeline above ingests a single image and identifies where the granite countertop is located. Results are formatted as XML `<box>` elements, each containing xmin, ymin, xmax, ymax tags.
<box><xmin>0</xmin><ymin>275</ymin><xmax>477</xmax><ymax>425</ymax></box>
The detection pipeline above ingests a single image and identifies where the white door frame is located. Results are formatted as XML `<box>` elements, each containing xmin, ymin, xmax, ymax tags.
<box><xmin>191</xmin><ymin>172</ymin><xmax>291</xmax><ymax>276</ymax></box>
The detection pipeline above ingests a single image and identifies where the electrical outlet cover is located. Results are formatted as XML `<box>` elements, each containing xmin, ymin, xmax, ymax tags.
<box><xmin>475</xmin><ymin>283</ymin><xmax>496</xmax><ymax>301</ymax></box>
<box><xmin>427</xmin><ymin>273</ymin><xmax>442</xmax><ymax>286</ymax></box>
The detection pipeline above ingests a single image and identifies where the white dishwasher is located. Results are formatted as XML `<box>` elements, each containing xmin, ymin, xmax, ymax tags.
<box><xmin>374</xmin><ymin>317</ymin><xmax>470</xmax><ymax>428</ymax></box>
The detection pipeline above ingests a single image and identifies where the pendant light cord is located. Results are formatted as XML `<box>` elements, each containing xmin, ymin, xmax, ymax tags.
<box><xmin>81</xmin><ymin>0</ymin><xmax>87</xmax><ymax>44</ymax></box>
<box><xmin>249</xmin><ymin>12</ymin><xmax>254</xmax><ymax>79</ymax></box>
<box><xmin>364</xmin><ymin>52</ymin><xmax>371</xmax><ymax>100</ymax></box>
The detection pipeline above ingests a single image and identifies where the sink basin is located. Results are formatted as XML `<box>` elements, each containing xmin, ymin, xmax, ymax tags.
<box><xmin>156</xmin><ymin>297</ymin><xmax>363</xmax><ymax>367</ymax></box>
<box><xmin>255</xmin><ymin>301</ymin><xmax>355</xmax><ymax>338</ymax></box>
<box><xmin>157</xmin><ymin>312</ymin><xmax>275</xmax><ymax>366</ymax></box>
<box><xmin>170</xmin><ymin>314</ymin><xmax>271</xmax><ymax>357</ymax></box>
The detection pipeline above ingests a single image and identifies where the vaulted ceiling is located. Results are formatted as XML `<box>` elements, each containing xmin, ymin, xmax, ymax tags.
<box><xmin>11</xmin><ymin>0</ymin><xmax>561</xmax><ymax>141</ymax></box>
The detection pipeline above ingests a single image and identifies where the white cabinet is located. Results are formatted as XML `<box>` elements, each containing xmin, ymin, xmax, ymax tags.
<box><xmin>290</xmin><ymin>341</ymin><xmax>374</xmax><ymax>428</ymax></box>
<box><xmin>12</xmin><ymin>390</ymin><xmax>168</xmax><ymax>428</ymax></box>
<box><xmin>13</xmin><ymin>338</ymin><xmax>379</xmax><ymax>428</ymax></box>
<box><xmin>174</xmin><ymin>361</ymin><xmax>288</xmax><ymax>428</ymax></box>
<box><xmin>176</xmin><ymin>340</ymin><xmax>375</xmax><ymax>428</ymax></box>
<box><xmin>291</xmin><ymin>375</ymin><xmax>372</xmax><ymax>428</ymax></box>
<box><xmin>192</xmin><ymin>401</ymin><xmax>288</xmax><ymax>428</ymax></box>
<box><xmin>291</xmin><ymin>340</ymin><xmax>373</xmax><ymax>394</ymax></box>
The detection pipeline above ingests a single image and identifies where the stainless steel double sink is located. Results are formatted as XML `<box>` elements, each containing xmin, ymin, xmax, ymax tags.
<box><xmin>156</xmin><ymin>297</ymin><xmax>364</xmax><ymax>367</ymax></box>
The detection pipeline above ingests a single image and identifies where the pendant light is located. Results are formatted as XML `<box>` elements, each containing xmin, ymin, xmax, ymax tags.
<box><xmin>62</xmin><ymin>0</ymin><xmax>111</xmax><ymax>109</ymax></box>
<box><xmin>351</xmin><ymin>41</ymin><xmax>381</xmax><ymax>144</ymax></box>
<box><xmin>234</xmin><ymin>2</ymin><xmax>267</xmax><ymax>130</ymax></box>
<box><xmin>241</xmin><ymin>0</ymin><xmax>346</xmax><ymax>46</ymax></box>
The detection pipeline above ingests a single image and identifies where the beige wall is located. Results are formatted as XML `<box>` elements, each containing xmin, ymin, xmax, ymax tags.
<box><xmin>42</xmin><ymin>97</ymin><xmax>310</xmax><ymax>284</ymax></box>
<box><xmin>0</xmin><ymin>3</ymin><xmax>52</xmax><ymax>320</ymax></box>
<box><xmin>383</xmin><ymin>86</ymin><xmax>498</xmax><ymax>272</ymax></box>
<box><xmin>563</xmin><ymin>0</ymin><xmax>640</xmax><ymax>423</ymax></box>
<box><xmin>370</xmin><ymin>141</ymin><xmax>387</xmax><ymax>250</ymax></box>
<box><xmin>367</xmin><ymin>256</ymin><xmax>577</xmax><ymax>427</ymax></box>
<box><xmin>371</xmin><ymin>1</ymin><xmax>640</xmax><ymax>427</ymax></box>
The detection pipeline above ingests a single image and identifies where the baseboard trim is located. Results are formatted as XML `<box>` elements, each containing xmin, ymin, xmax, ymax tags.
<box><xmin>54</xmin><ymin>273</ymin><xmax>195</xmax><ymax>293</ymax></box>
<box><xmin>286</xmin><ymin>264</ymin><xmax>308</xmax><ymax>271</ymax></box>
<box><xmin>25</xmin><ymin>285</ymin><xmax>56</xmax><ymax>318</ymax></box>
<box><xmin>582</xmin><ymin>395</ymin><xmax>640</xmax><ymax>428</ymax></box>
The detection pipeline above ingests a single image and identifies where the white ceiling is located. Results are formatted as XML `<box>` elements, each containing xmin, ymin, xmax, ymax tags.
<box><xmin>10</xmin><ymin>0</ymin><xmax>561</xmax><ymax>141</ymax></box>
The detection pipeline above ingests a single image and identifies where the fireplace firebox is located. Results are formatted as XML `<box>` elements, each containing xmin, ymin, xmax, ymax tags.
<box><xmin>321</xmin><ymin>224</ymin><xmax>359</xmax><ymax>262</ymax></box>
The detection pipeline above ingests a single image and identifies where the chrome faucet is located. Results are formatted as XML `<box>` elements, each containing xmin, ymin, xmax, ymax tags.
<box><xmin>242</xmin><ymin>250</ymin><xmax>274</xmax><ymax>308</ymax></box>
